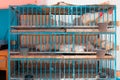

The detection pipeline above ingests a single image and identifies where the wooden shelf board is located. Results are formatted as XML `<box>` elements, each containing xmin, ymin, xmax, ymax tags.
<box><xmin>11</xmin><ymin>26</ymin><xmax>115</xmax><ymax>33</ymax></box>
<box><xmin>11</xmin><ymin>26</ymin><xmax>114</xmax><ymax>29</ymax></box>
<box><xmin>10</xmin><ymin>54</ymin><xmax>114</xmax><ymax>59</ymax></box>
<box><xmin>11</xmin><ymin>25</ymin><xmax>98</xmax><ymax>28</ymax></box>
<box><xmin>66</xmin><ymin>29</ymin><xmax>115</xmax><ymax>33</ymax></box>
<box><xmin>11</xmin><ymin>29</ymin><xmax>65</xmax><ymax>33</ymax></box>
<box><xmin>10</xmin><ymin>51</ymin><xmax>96</xmax><ymax>54</ymax></box>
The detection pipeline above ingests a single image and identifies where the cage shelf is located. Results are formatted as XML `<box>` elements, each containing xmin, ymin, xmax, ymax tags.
<box><xmin>11</xmin><ymin>26</ymin><xmax>114</xmax><ymax>29</ymax></box>
<box><xmin>11</xmin><ymin>26</ymin><xmax>115</xmax><ymax>33</ymax></box>
<box><xmin>10</xmin><ymin>53</ymin><xmax>114</xmax><ymax>59</ymax></box>
<box><xmin>66</xmin><ymin>28</ymin><xmax>115</xmax><ymax>33</ymax></box>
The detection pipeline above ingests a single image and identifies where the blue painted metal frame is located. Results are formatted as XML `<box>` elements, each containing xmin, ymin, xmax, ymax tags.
<box><xmin>8</xmin><ymin>4</ymin><xmax>117</xmax><ymax>80</ymax></box>
<box><xmin>8</xmin><ymin>6</ymin><xmax>11</xmax><ymax>80</ymax></box>
<box><xmin>114</xmin><ymin>5</ymin><xmax>117</xmax><ymax>80</ymax></box>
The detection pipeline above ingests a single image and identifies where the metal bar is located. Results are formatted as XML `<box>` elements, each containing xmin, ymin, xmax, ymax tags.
<box><xmin>44</xmin><ymin>35</ymin><xmax>46</xmax><ymax>52</ymax></box>
<box><xmin>38</xmin><ymin>7</ymin><xmax>41</xmax><ymax>27</ymax></box>
<box><xmin>114</xmin><ymin>5</ymin><xmax>117</xmax><ymax>79</ymax></box>
<box><xmin>68</xmin><ymin>34</ymin><xmax>70</xmax><ymax>52</ymax></box>
<box><xmin>54</xmin><ymin>6</ymin><xmax>56</xmax><ymax>27</ymax></box>
<box><xmin>27</xmin><ymin>60</ymin><xmax>29</xmax><ymax>74</ymax></box>
<box><xmin>8</xmin><ymin>6</ymin><xmax>11</xmax><ymax>80</ymax></box>
<box><xmin>32</xmin><ymin>6</ymin><xmax>34</xmax><ymax>26</ymax></box>
<box><xmin>58</xmin><ymin>6</ymin><xmax>60</xmax><ymax>27</ymax></box>
<box><xmin>94</xmin><ymin>6</ymin><xmax>96</xmax><ymax>26</ymax></box>
<box><xmin>76</xmin><ymin>6</ymin><xmax>78</xmax><ymax>26</ymax></box>
<box><xmin>40</xmin><ymin>60</ymin><xmax>42</xmax><ymax>80</ymax></box>
<box><xmin>78</xmin><ymin>60</ymin><xmax>80</xmax><ymax>79</ymax></box>
<box><xmin>68</xmin><ymin>60</ymin><xmax>70</xmax><ymax>79</ymax></box>
<box><xmin>40</xmin><ymin>35</ymin><xmax>42</xmax><ymax>51</ymax></box>
<box><xmin>63</xmin><ymin>34</ymin><xmax>65</xmax><ymax>52</ymax></box>
<box><xmin>14</xmin><ymin>61</ymin><xmax>16</xmax><ymax>78</ymax></box>
<box><xmin>31</xmin><ymin>60</ymin><xmax>33</xmax><ymax>75</ymax></box>
<box><xmin>44</xmin><ymin>60</ymin><xmax>46</xmax><ymax>80</ymax></box>
<box><xmin>54</xmin><ymin>34</ymin><xmax>56</xmax><ymax>52</ymax></box>
<box><xmin>58</xmin><ymin>35</ymin><xmax>60</xmax><ymax>52</ymax></box>
<box><xmin>22</xmin><ymin>60</ymin><xmax>24</xmax><ymax>78</ymax></box>
<box><xmin>54</xmin><ymin>60</ymin><xmax>56</xmax><ymax>79</ymax></box>
<box><xmin>68</xmin><ymin>7</ymin><xmax>70</xmax><ymax>26</ymax></box>
<box><xmin>18</xmin><ymin>61</ymin><xmax>20</xmax><ymax>78</ymax></box>
<box><xmin>72</xmin><ymin>34</ymin><xmax>75</xmax><ymax>52</ymax></box>
<box><xmin>50</xmin><ymin>34</ymin><xmax>52</xmax><ymax>52</ymax></box>
<box><xmin>92</xmin><ymin>60</ymin><xmax>94</xmax><ymax>78</ymax></box>
<box><xmin>36</xmin><ymin>61</ymin><xmax>38</xmax><ymax>79</ymax></box>
<box><xmin>59</xmin><ymin>60</ymin><xmax>61</xmax><ymax>79</ymax></box>
<box><xmin>36</xmin><ymin>7</ymin><xmax>38</xmax><ymax>27</ymax></box>
<box><xmin>50</xmin><ymin>60</ymin><xmax>52</xmax><ymax>80</ymax></box>
<box><xmin>64</xmin><ymin>60</ymin><xmax>66</xmax><ymax>79</ymax></box>
<box><xmin>64</xmin><ymin>6</ymin><xmax>66</xmax><ymax>27</ymax></box>
<box><xmin>87</xmin><ymin>60</ymin><xmax>89</xmax><ymax>78</ymax></box>
<box><xmin>73</xmin><ymin>60</ymin><xmax>75</xmax><ymax>80</ymax></box>
<box><xmin>84</xmin><ymin>5</ymin><xmax>86</xmax><ymax>26</ymax></box>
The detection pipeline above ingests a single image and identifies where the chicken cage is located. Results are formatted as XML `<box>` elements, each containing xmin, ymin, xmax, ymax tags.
<box><xmin>8</xmin><ymin>3</ymin><xmax>117</xmax><ymax>80</ymax></box>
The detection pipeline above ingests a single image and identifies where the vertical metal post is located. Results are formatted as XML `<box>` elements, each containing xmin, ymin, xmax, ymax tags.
<box><xmin>73</xmin><ymin>60</ymin><xmax>75</xmax><ymax>80</ymax></box>
<box><xmin>8</xmin><ymin>6</ymin><xmax>11</xmax><ymax>80</ymax></box>
<box><xmin>114</xmin><ymin>5</ymin><xmax>117</xmax><ymax>79</ymax></box>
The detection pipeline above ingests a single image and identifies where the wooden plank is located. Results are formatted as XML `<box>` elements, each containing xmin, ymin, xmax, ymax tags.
<box><xmin>10</xmin><ymin>51</ymin><xmax>96</xmax><ymax>54</ymax></box>
<box><xmin>11</xmin><ymin>27</ymin><xmax>115</xmax><ymax>33</ymax></box>
<box><xmin>11</xmin><ymin>25</ymin><xmax>98</xmax><ymax>30</ymax></box>
<box><xmin>10</xmin><ymin>54</ymin><xmax>114</xmax><ymax>59</ymax></box>
<box><xmin>11</xmin><ymin>25</ymin><xmax>114</xmax><ymax>29</ymax></box>
<box><xmin>11</xmin><ymin>26</ymin><xmax>99</xmax><ymax>29</ymax></box>
<box><xmin>66</xmin><ymin>29</ymin><xmax>115</xmax><ymax>32</ymax></box>
<box><xmin>11</xmin><ymin>29</ymin><xmax>65</xmax><ymax>32</ymax></box>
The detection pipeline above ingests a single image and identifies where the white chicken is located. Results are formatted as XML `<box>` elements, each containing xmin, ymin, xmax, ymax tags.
<box><xmin>81</xmin><ymin>12</ymin><xmax>101</xmax><ymax>25</ymax></box>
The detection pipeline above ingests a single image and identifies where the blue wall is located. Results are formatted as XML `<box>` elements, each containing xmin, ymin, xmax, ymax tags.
<box><xmin>0</xmin><ymin>9</ymin><xmax>9</xmax><ymax>41</ymax></box>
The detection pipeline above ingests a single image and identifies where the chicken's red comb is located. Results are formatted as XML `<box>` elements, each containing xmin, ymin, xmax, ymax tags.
<box><xmin>108</xmin><ymin>9</ymin><xmax>113</xmax><ymax>14</ymax></box>
<box><xmin>99</xmin><ymin>12</ymin><xmax>103</xmax><ymax>17</ymax></box>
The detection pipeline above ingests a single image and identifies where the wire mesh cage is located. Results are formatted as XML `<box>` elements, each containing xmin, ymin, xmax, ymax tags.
<box><xmin>10</xmin><ymin>4</ymin><xmax>115</xmax><ymax>28</ymax></box>
<box><xmin>9</xmin><ymin>3</ymin><xmax>117</xmax><ymax>80</ymax></box>
<box><xmin>10</xmin><ymin>59</ymin><xmax>115</xmax><ymax>80</ymax></box>
<box><xmin>10</xmin><ymin>32</ymin><xmax>115</xmax><ymax>55</ymax></box>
